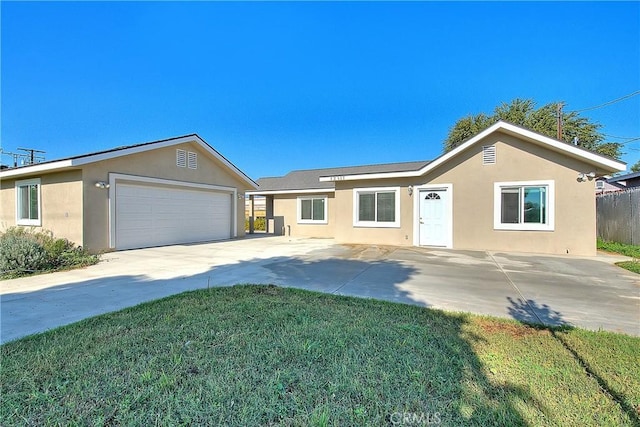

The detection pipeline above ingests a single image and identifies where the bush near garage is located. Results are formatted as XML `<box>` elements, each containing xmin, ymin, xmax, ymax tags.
<box><xmin>244</xmin><ymin>216</ymin><xmax>266</xmax><ymax>232</ymax></box>
<box><xmin>0</xmin><ymin>227</ymin><xmax>100</xmax><ymax>279</ymax></box>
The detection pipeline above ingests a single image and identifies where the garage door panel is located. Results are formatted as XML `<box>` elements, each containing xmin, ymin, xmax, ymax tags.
<box><xmin>115</xmin><ymin>183</ymin><xmax>231</xmax><ymax>250</ymax></box>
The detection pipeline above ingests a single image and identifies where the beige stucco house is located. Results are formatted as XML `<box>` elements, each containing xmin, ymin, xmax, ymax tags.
<box><xmin>0</xmin><ymin>134</ymin><xmax>257</xmax><ymax>252</ymax></box>
<box><xmin>247</xmin><ymin>121</ymin><xmax>626</xmax><ymax>256</ymax></box>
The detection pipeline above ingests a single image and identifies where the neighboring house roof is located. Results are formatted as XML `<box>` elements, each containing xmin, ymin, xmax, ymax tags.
<box><xmin>248</xmin><ymin>160</ymin><xmax>431</xmax><ymax>195</ymax></box>
<box><xmin>607</xmin><ymin>170</ymin><xmax>640</xmax><ymax>187</ymax></box>
<box><xmin>318</xmin><ymin>121</ymin><xmax>626</xmax><ymax>182</ymax></box>
<box><xmin>0</xmin><ymin>134</ymin><xmax>258</xmax><ymax>188</ymax></box>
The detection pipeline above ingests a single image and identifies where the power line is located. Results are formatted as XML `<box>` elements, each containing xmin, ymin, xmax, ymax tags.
<box><xmin>617</xmin><ymin>137</ymin><xmax>640</xmax><ymax>145</ymax></box>
<box><xmin>603</xmin><ymin>133</ymin><xmax>640</xmax><ymax>140</ymax></box>
<box><xmin>572</xmin><ymin>90</ymin><xmax>640</xmax><ymax>113</ymax></box>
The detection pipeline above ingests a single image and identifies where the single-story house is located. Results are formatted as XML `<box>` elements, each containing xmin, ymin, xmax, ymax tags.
<box><xmin>247</xmin><ymin>121</ymin><xmax>626</xmax><ymax>256</ymax></box>
<box><xmin>0</xmin><ymin>134</ymin><xmax>257</xmax><ymax>252</ymax></box>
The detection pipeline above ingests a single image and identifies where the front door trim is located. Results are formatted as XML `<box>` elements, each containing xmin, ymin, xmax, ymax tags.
<box><xmin>412</xmin><ymin>183</ymin><xmax>453</xmax><ymax>248</ymax></box>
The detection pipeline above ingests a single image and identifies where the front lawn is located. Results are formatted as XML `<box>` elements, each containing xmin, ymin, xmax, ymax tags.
<box><xmin>2</xmin><ymin>285</ymin><xmax>639</xmax><ymax>426</ymax></box>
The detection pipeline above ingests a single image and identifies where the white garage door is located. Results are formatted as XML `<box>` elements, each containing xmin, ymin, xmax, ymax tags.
<box><xmin>115</xmin><ymin>183</ymin><xmax>232</xmax><ymax>250</ymax></box>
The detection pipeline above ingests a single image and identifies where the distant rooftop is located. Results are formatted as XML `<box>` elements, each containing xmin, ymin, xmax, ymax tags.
<box><xmin>252</xmin><ymin>160</ymin><xmax>431</xmax><ymax>193</ymax></box>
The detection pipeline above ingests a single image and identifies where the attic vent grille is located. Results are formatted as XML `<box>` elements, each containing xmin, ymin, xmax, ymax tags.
<box><xmin>482</xmin><ymin>145</ymin><xmax>496</xmax><ymax>165</ymax></box>
<box><xmin>176</xmin><ymin>149</ymin><xmax>187</xmax><ymax>168</ymax></box>
<box><xmin>188</xmin><ymin>151</ymin><xmax>197</xmax><ymax>169</ymax></box>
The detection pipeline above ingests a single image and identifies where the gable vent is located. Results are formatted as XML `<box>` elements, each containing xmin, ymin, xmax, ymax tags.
<box><xmin>482</xmin><ymin>145</ymin><xmax>496</xmax><ymax>165</ymax></box>
<box><xmin>176</xmin><ymin>149</ymin><xmax>187</xmax><ymax>167</ymax></box>
<box><xmin>188</xmin><ymin>151</ymin><xmax>197</xmax><ymax>169</ymax></box>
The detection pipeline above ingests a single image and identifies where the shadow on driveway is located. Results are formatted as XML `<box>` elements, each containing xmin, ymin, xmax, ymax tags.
<box><xmin>1</xmin><ymin>254</ymin><xmax>420</xmax><ymax>343</ymax></box>
<box><xmin>2</xmin><ymin>240</ymin><xmax>638</xmax><ymax>343</ymax></box>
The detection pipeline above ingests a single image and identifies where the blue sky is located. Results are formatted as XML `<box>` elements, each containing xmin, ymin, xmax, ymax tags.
<box><xmin>2</xmin><ymin>1</ymin><xmax>639</xmax><ymax>178</ymax></box>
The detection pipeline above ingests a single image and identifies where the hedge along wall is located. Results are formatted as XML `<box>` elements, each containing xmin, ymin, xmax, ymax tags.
<box><xmin>596</xmin><ymin>187</ymin><xmax>640</xmax><ymax>245</ymax></box>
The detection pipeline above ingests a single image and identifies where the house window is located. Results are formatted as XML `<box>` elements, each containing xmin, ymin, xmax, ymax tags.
<box><xmin>494</xmin><ymin>180</ymin><xmax>554</xmax><ymax>231</ymax></box>
<box><xmin>353</xmin><ymin>187</ymin><xmax>400</xmax><ymax>228</ymax></box>
<box><xmin>16</xmin><ymin>178</ymin><xmax>41</xmax><ymax>226</ymax></box>
<box><xmin>298</xmin><ymin>196</ymin><xmax>327</xmax><ymax>224</ymax></box>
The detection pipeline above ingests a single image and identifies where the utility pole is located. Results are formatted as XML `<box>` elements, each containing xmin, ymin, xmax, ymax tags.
<box><xmin>17</xmin><ymin>148</ymin><xmax>46</xmax><ymax>165</ymax></box>
<box><xmin>1</xmin><ymin>148</ymin><xmax>46</xmax><ymax>167</ymax></box>
<box><xmin>556</xmin><ymin>102</ymin><xmax>564</xmax><ymax>140</ymax></box>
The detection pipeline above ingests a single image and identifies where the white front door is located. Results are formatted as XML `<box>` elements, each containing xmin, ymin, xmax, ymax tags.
<box><xmin>419</xmin><ymin>189</ymin><xmax>449</xmax><ymax>246</ymax></box>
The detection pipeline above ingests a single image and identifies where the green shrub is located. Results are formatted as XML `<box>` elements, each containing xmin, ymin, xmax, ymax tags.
<box><xmin>0</xmin><ymin>227</ymin><xmax>99</xmax><ymax>278</ymax></box>
<box><xmin>0</xmin><ymin>232</ymin><xmax>50</xmax><ymax>274</ymax></box>
<box><xmin>245</xmin><ymin>217</ymin><xmax>266</xmax><ymax>232</ymax></box>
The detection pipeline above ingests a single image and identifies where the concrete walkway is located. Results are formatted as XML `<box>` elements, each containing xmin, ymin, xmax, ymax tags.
<box><xmin>1</xmin><ymin>236</ymin><xmax>639</xmax><ymax>343</ymax></box>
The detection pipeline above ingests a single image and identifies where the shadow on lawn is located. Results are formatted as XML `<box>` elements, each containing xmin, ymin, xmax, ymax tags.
<box><xmin>1</xmin><ymin>283</ymin><xmax>548</xmax><ymax>426</ymax></box>
<box><xmin>507</xmin><ymin>297</ymin><xmax>639</xmax><ymax>424</ymax></box>
<box><xmin>506</xmin><ymin>296</ymin><xmax>571</xmax><ymax>328</ymax></box>
<box><xmin>1</xmin><ymin>251</ymin><xmax>554</xmax><ymax>425</ymax></box>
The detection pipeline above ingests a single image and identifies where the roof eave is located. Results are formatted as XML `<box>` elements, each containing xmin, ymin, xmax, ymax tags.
<box><xmin>318</xmin><ymin>170</ymin><xmax>420</xmax><ymax>182</ymax></box>
<box><xmin>318</xmin><ymin>121</ymin><xmax>626</xmax><ymax>182</ymax></box>
<box><xmin>1</xmin><ymin>135</ymin><xmax>258</xmax><ymax>188</ymax></box>
<box><xmin>0</xmin><ymin>160</ymin><xmax>75</xmax><ymax>178</ymax></box>
<box><xmin>246</xmin><ymin>188</ymin><xmax>335</xmax><ymax>195</ymax></box>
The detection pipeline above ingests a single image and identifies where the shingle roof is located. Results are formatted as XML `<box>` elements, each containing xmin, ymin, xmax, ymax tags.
<box><xmin>608</xmin><ymin>170</ymin><xmax>640</xmax><ymax>183</ymax></box>
<box><xmin>253</xmin><ymin>160</ymin><xmax>431</xmax><ymax>192</ymax></box>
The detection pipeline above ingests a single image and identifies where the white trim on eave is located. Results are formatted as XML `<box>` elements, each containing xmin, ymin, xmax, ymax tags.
<box><xmin>246</xmin><ymin>188</ymin><xmax>335</xmax><ymax>195</ymax></box>
<box><xmin>0</xmin><ymin>160</ymin><xmax>75</xmax><ymax>178</ymax></box>
<box><xmin>318</xmin><ymin>121</ymin><xmax>626</xmax><ymax>182</ymax></box>
<box><xmin>0</xmin><ymin>135</ymin><xmax>258</xmax><ymax>189</ymax></box>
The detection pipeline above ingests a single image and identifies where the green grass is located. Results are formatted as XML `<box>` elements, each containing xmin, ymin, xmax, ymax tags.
<box><xmin>598</xmin><ymin>238</ymin><xmax>640</xmax><ymax>275</ymax></box>
<box><xmin>616</xmin><ymin>261</ymin><xmax>640</xmax><ymax>274</ymax></box>
<box><xmin>598</xmin><ymin>239</ymin><xmax>640</xmax><ymax>258</ymax></box>
<box><xmin>2</xmin><ymin>285</ymin><xmax>639</xmax><ymax>426</ymax></box>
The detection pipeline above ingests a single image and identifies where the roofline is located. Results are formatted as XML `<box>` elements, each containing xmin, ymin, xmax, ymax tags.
<box><xmin>246</xmin><ymin>188</ymin><xmax>335</xmax><ymax>196</ymax></box>
<box><xmin>0</xmin><ymin>134</ymin><xmax>258</xmax><ymax>189</ymax></box>
<box><xmin>319</xmin><ymin>121</ymin><xmax>626</xmax><ymax>182</ymax></box>
<box><xmin>608</xmin><ymin>170</ymin><xmax>640</xmax><ymax>182</ymax></box>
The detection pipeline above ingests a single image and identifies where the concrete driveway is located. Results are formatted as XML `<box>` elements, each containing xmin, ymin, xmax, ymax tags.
<box><xmin>1</xmin><ymin>236</ymin><xmax>639</xmax><ymax>343</ymax></box>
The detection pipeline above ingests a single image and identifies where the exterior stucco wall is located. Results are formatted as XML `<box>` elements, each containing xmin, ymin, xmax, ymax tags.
<box><xmin>0</xmin><ymin>170</ymin><xmax>84</xmax><ymax>245</ymax></box>
<box><xmin>333</xmin><ymin>131</ymin><xmax>600</xmax><ymax>256</ymax></box>
<box><xmin>424</xmin><ymin>132</ymin><xmax>598</xmax><ymax>255</ymax></box>
<box><xmin>81</xmin><ymin>141</ymin><xmax>252</xmax><ymax>252</ymax></box>
<box><xmin>334</xmin><ymin>179</ymin><xmax>414</xmax><ymax>246</ymax></box>
<box><xmin>273</xmin><ymin>193</ymin><xmax>336</xmax><ymax>238</ymax></box>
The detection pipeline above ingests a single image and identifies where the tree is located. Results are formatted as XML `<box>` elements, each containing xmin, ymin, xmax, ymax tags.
<box><xmin>443</xmin><ymin>98</ymin><xmax>623</xmax><ymax>159</ymax></box>
<box><xmin>631</xmin><ymin>160</ymin><xmax>640</xmax><ymax>173</ymax></box>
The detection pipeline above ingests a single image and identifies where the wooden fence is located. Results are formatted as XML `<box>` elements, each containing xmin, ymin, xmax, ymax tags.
<box><xmin>596</xmin><ymin>187</ymin><xmax>639</xmax><ymax>245</ymax></box>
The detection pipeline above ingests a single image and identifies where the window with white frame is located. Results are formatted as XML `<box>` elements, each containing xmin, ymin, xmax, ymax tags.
<box><xmin>494</xmin><ymin>180</ymin><xmax>554</xmax><ymax>231</ymax></box>
<box><xmin>297</xmin><ymin>196</ymin><xmax>327</xmax><ymax>224</ymax></box>
<box><xmin>16</xmin><ymin>178</ymin><xmax>41</xmax><ymax>226</ymax></box>
<box><xmin>353</xmin><ymin>187</ymin><xmax>400</xmax><ymax>227</ymax></box>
